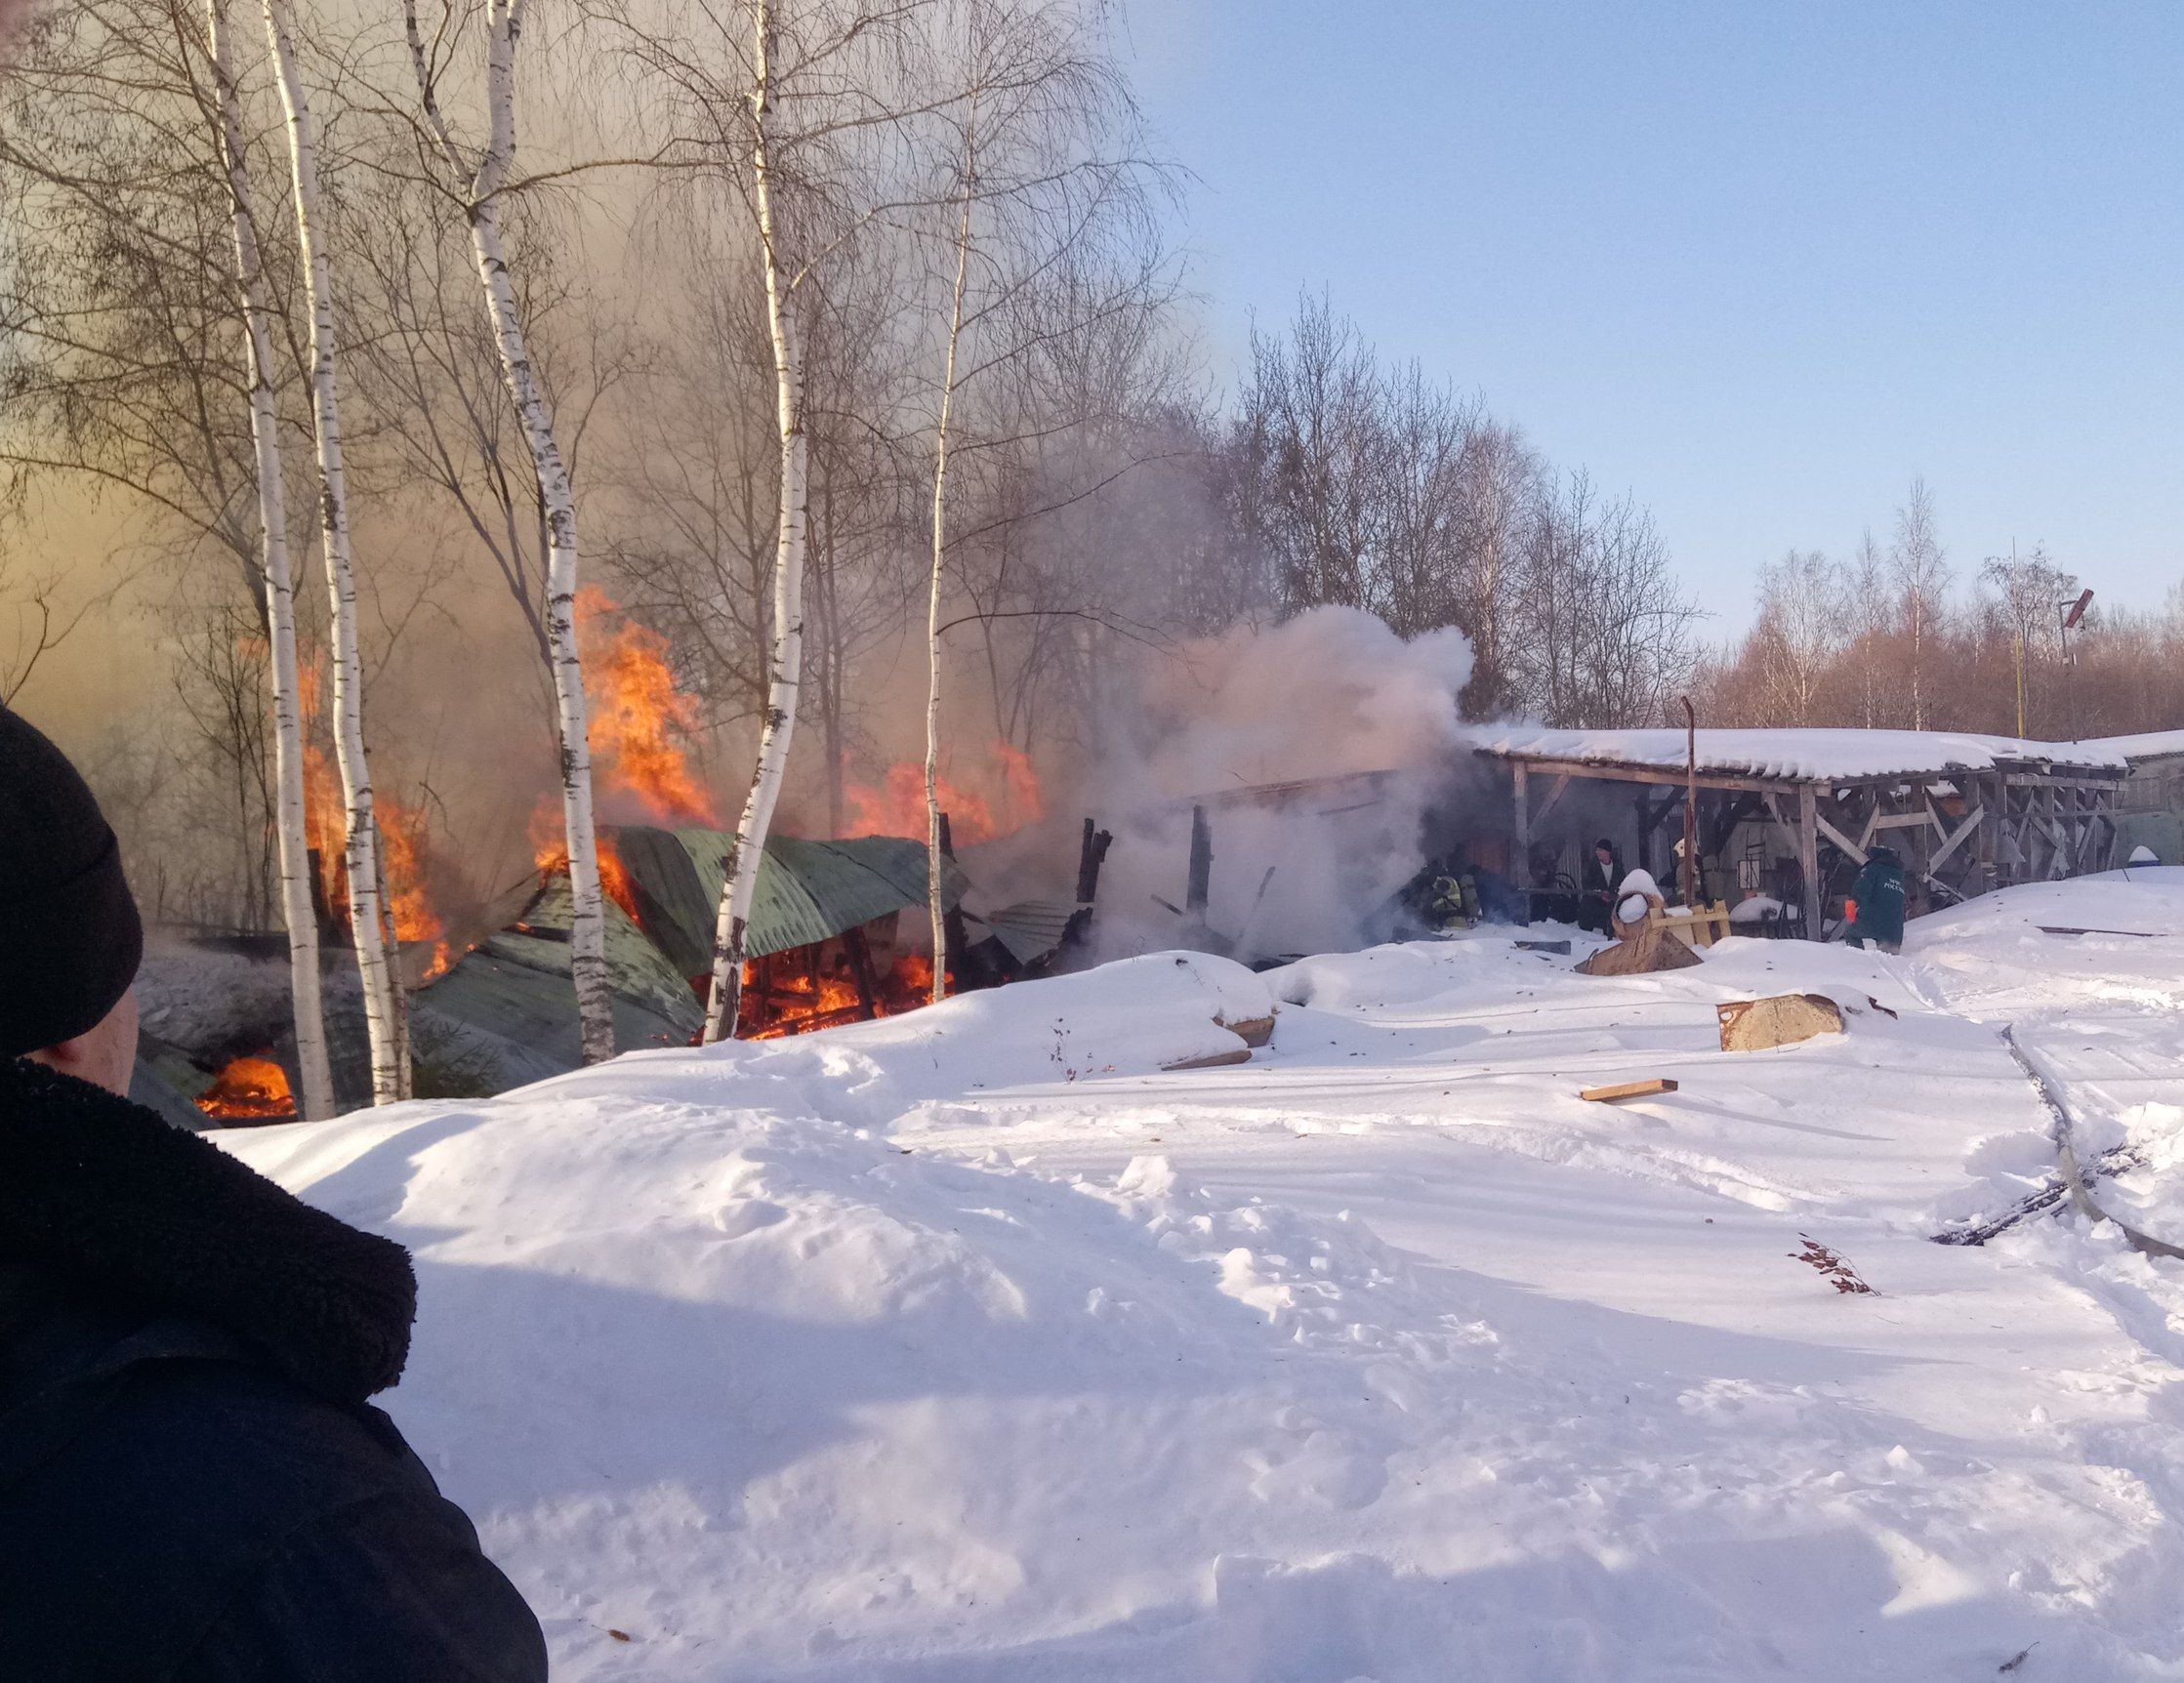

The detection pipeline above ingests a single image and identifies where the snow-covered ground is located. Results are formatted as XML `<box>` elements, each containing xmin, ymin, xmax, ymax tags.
<box><xmin>224</xmin><ymin>872</ymin><xmax>2184</xmax><ymax>1682</ymax></box>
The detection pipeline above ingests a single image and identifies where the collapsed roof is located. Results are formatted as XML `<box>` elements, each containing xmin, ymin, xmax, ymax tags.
<box><xmin>410</xmin><ymin>828</ymin><xmax>972</xmax><ymax>1094</ymax></box>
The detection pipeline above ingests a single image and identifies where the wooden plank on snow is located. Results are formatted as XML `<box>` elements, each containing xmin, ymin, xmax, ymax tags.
<box><xmin>1581</xmin><ymin>1077</ymin><xmax>1680</xmax><ymax>1103</ymax></box>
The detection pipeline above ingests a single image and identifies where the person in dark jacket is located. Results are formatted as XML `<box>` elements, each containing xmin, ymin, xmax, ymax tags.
<box><xmin>1843</xmin><ymin>843</ymin><xmax>1908</xmax><ymax>954</ymax></box>
<box><xmin>0</xmin><ymin>702</ymin><xmax>547</xmax><ymax>1682</ymax></box>
<box><xmin>1578</xmin><ymin>838</ymin><xmax>1623</xmax><ymax>936</ymax></box>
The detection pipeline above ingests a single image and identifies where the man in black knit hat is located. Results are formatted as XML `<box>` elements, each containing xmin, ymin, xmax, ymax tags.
<box><xmin>0</xmin><ymin>703</ymin><xmax>546</xmax><ymax>1680</ymax></box>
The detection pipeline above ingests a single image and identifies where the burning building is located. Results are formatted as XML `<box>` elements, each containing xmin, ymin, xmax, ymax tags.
<box><xmin>404</xmin><ymin>824</ymin><xmax>984</xmax><ymax>1093</ymax></box>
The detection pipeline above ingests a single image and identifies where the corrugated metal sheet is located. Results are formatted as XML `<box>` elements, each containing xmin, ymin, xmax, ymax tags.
<box><xmin>410</xmin><ymin>882</ymin><xmax>705</xmax><ymax>1094</ymax></box>
<box><xmin>969</xmin><ymin>899</ymin><xmax>1077</xmax><ymax>967</ymax></box>
<box><xmin>619</xmin><ymin>827</ymin><xmax>968</xmax><ymax>964</ymax></box>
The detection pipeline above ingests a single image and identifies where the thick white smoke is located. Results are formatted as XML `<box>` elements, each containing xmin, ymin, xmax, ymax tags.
<box><xmin>968</xmin><ymin>607</ymin><xmax>1477</xmax><ymax>965</ymax></box>
<box><xmin>1120</xmin><ymin>608</ymin><xmax>1476</xmax><ymax>800</ymax></box>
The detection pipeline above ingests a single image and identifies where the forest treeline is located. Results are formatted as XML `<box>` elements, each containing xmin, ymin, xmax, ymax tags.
<box><xmin>1</xmin><ymin>0</ymin><xmax>2176</xmax><ymax>1101</ymax></box>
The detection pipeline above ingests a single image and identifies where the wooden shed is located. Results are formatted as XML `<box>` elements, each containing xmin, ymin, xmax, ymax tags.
<box><xmin>1473</xmin><ymin>727</ymin><xmax>2131</xmax><ymax>938</ymax></box>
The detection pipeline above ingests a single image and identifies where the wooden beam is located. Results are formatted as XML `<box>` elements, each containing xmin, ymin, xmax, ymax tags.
<box><xmin>1813</xmin><ymin>807</ymin><xmax>1868</xmax><ymax>865</ymax></box>
<box><xmin>1856</xmin><ymin>791</ymin><xmax>1883</xmax><ymax>851</ymax></box>
<box><xmin>1927</xmin><ymin>804</ymin><xmax>1984</xmax><ymax>875</ymax></box>
<box><xmin>1532</xmin><ymin>770</ymin><xmax>1574</xmax><ymax>829</ymax></box>
<box><xmin>1476</xmin><ymin>755</ymin><xmax>1801</xmax><ymax>797</ymax></box>
<box><xmin>1797</xmin><ymin>785</ymin><xmax>1823</xmax><ymax>940</ymax></box>
<box><xmin>1511</xmin><ymin>762</ymin><xmax>1532</xmax><ymax>892</ymax></box>
<box><xmin>1582</xmin><ymin>1077</ymin><xmax>1679</xmax><ymax>1103</ymax></box>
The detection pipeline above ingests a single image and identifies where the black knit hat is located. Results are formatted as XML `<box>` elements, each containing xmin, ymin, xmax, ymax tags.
<box><xmin>0</xmin><ymin>704</ymin><xmax>143</xmax><ymax>1058</ymax></box>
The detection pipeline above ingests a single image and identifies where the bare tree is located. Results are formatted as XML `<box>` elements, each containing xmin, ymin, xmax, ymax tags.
<box><xmin>405</xmin><ymin>0</ymin><xmax>615</xmax><ymax>1062</ymax></box>
<box><xmin>207</xmin><ymin>0</ymin><xmax>332</xmax><ymax>1115</ymax></box>
<box><xmin>1751</xmin><ymin>549</ymin><xmax>1842</xmax><ymax>726</ymax></box>
<box><xmin>0</xmin><ymin>554</ymin><xmax>103</xmax><ymax>704</ymax></box>
<box><xmin>1889</xmin><ymin>475</ymin><xmax>1949</xmax><ymax>731</ymax></box>
<box><xmin>262</xmin><ymin>0</ymin><xmax>407</xmax><ymax>1100</ymax></box>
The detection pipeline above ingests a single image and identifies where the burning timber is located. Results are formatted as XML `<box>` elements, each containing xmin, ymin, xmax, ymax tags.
<box><xmin>408</xmin><ymin>825</ymin><xmax>1002</xmax><ymax>1090</ymax></box>
<box><xmin>144</xmin><ymin>815</ymin><xmax>1101</xmax><ymax>1124</ymax></box>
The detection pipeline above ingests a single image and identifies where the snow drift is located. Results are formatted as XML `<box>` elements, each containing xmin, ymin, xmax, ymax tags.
<box><xmin>225</xmin><ymin>883</ymin><xmax>2184</xmax><ymax>1680</ymax></box>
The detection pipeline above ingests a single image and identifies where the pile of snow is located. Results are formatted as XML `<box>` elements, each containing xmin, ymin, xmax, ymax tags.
<box><xmin>223</xmin><ymin>900</ymin><xmax>2184</xmax><ymax>1679</ymax></box>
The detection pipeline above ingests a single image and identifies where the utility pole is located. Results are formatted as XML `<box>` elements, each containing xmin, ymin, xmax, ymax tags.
<box><xmin>2058</xmin><ymin>588</ymin><xmax>2093</xmax><ymax>740</ymax></box>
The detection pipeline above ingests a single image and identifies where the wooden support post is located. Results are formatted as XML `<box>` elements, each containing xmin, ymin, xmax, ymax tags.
<box><xmin>1074</xmin><ymin>817</ymin><xmax>1112</xmax><ymax>906</ymax></box>
<box><xmin>843</xmin><ymin>925</ymin><xmax>881</xmax><ymax>1021</ymax></box>
<box><xmin>1975</xmin><ymin>775</ymin><xmax>1998</xmax><ymax>883</ymax></box>
<box><xmin>1186</xmin><ymin>804</ymin><xmax>1213</xmax><ymax>914</ymax></box>
<box><xmin>1797</xmin><ymin>784</ymin><xmax>1822</xmax><ymax>940</ymax></box>
<box><xmin>1679</xmin><ymin>696</ymin><xmax>1699</xmax><ymax>911</ymax></box>
<box><xmin>1512</xmin><ymin>762</ymin><xmax>1533</xmax><ymax>892</ymax></box>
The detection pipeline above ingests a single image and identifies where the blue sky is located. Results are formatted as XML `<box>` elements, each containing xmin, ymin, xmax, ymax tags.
<box><xmin>1118</xmin><ymin>1</ymin><xmax>2184</xmax><ymax>632</ymax></box>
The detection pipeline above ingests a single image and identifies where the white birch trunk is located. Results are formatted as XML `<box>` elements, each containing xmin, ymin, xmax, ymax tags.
<box><xmin>924</xmin><ymin>170</ymin><xmax>975</xmax><ymax>1007</ymax></box>
<box><xmin>207</xmin><ymin>0</ymin><xmax>334</xmax><ymax>1120</ymax></box>
<box><xmin>262</xmin><ymin>0</ymin><xmax>408</xmax><ymax>1102</ymax></box>
<box><xmin>702</xmin><ymin>0</ymin><xmax>805</xmax><ymax>1043</ymax></box>
<box><xmin>407</xmin><ymin>0</ymin><xmax>614</xmax><ymax>1062</ymax></box>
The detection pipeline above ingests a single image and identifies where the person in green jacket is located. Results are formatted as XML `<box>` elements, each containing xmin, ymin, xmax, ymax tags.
<box><xmin>1843</xmin><ymin>844</ymin><xmax>1907</xmax><ymax>953</ymax></box>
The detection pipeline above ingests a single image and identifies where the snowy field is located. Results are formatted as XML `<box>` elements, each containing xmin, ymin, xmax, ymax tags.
<box><xmin>225</xmin><ymin>868</ymin><xmax>2184</xmax><ymax>1682</ymax></box>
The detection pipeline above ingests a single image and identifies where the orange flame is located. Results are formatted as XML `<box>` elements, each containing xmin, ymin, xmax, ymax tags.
<box><xmin>531</xmin><ymin>801</ymin><xmax>642</xmax><ymax>927</ymax></box>
<box><xmin>841</xmin><ymin>740</ymin><xmax>1044</xmax><ymax>845</ymax></box>
<box><xmin>295</xmin><ymin>649</ymin><xmax>444</xmax><ymax>969</ymax></box>
<box><xmin>737</xmin><ymin>951</ymin><xmax>952</xmax><ymax>1039</ymax></box>
<box><xmin>577</xmin><ymin>587</ymin><xmax>717</xmax><ymax>825</ymax></box>
<box><xmin>194</xmin><ymin>1052</ymin><xmax>297</xmax><ymax>1122</ymax></box>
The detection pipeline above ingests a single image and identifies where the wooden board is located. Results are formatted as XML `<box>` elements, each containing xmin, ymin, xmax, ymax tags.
<box><xmin>1716</xmin><ymin>993</ymin><xmax>1844</xmax><ymax>1053</ymax></box>
<box><xmin>1581</xmin><ymin>1077</ymin><xmax>1679</xmax><ymax>1103</ymax></box>
<box><xmin>1162</xmin><ymin>1047</ymin><xmax>1253</xmax><ymax>1072</ymax></box>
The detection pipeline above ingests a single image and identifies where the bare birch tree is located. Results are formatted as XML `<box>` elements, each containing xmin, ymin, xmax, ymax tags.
<box><xmin>1752</xmin><ymin>549</ymin><xmax>1842</xmax><ymax>727</ymax></box>
<box><xmin>206</xmin><ymin>0</ymin><xmax>333</xmax><ymax>1116</ymax></box>
<box><xmin>261</xmin><ymin>0</ymin><xmax>408</xmax><ymax>1101</ymax></box>
<box><xmin>615</xmin><ymin>0</ymin><xmax>936</xmax><ymax>1039</ymax></box>
<box><xmin>405</xmin><ymin>0</ymin><xmax>615</xmax><ymax>1062</ymax></box>
<box><xmin>1890</xmin><ymin>475</ymin><xmax>1949</xmax><ymax>732</ymax></box>
<box><xmin>694</xmin><ymin>0</ymin><xmax>808</xmax><ymax>1040</ymax></box>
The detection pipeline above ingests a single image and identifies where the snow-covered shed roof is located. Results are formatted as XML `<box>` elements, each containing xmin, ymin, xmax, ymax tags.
<box><xmin>2081</xmin><ymin>729</ymin><xmax>2184</xmax><ymax>766</ymax></box>
<box><xmin>1468</xmin><ymin>726</ymin><xmax>2129</xmax><ymax>784</ymax></box>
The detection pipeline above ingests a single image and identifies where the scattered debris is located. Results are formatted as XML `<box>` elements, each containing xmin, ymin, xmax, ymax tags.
<box><xmin>1865</xmin><ymin>995</ymin><xmax>1899</xmax><ymax>1019</ymax></box>
<box><xmin>1715</xmin><ymin>993</ymin><xmax>1844</xmax><ymax>1053</ymax></box>
<box><xmin>1999</xmin><ymin>1026</ymin><xmax>2184</xmax><ymax>1262</ymax></box>
<box><xmin>2037</xmin><ymin>925</ymin><xmax>2159</xmax><ymax>939</ymax></box>
<box><xmin>1999</xmin><ymin>1641</ymin><xmax>2037</xmax><ymax>1672</ymax></box>
<box><xmin>1791</xmin><ymin>1236</ymin><xmax>1873</xmax><ymax>1293</ymax></box>
<box><xmin>1513</xmin><ymin>938</ymin><xmax>1571</xmax><ymax>955</ymax></box>
<box><xmin>1581</xmin><ymin>1077</ymin><xmax>1679</xmax><ymax>1104</ymax></box>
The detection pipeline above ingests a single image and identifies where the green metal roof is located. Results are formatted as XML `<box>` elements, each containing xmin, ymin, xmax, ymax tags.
<box><xmin>616</xmin><ymin>826</ymin><xmax>968</xmax><ymax>967</ymax></box>
<box><xmin>968</xmin><ymin>898</ymin><xmax>1077</xmax><ymax>967</ymax></box>
<box><xmin>410</xmin><ymin>880</ymin><xmax>706</xmax><ymax>1093</ymax></box>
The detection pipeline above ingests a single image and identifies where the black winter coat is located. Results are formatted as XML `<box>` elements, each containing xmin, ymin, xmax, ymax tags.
<box><xmin>0</xmin><ymin>1057</ymin><xmax>548</xmax><ymax>1682</ymax></box>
